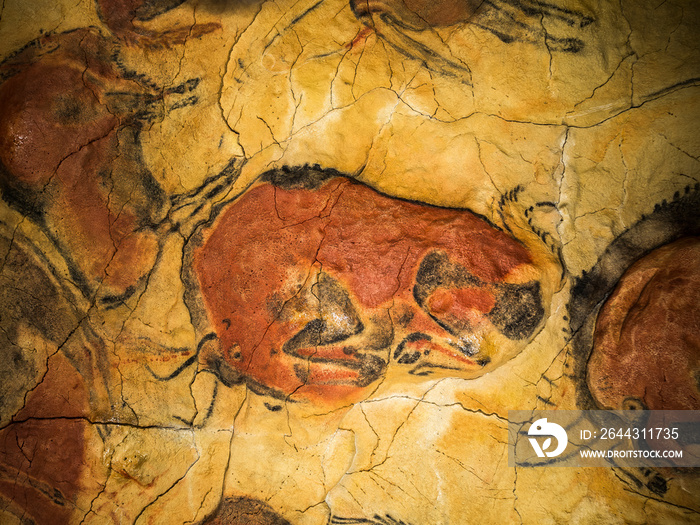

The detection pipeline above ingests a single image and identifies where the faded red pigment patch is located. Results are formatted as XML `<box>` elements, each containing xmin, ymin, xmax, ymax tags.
<box><xmin>0</xmin><ymin>29</ymin><xmax>160</xmax><ymax>292</ymax></box>
<box><xmin>45</xmin><ymin>131</ymin><xmax>155</xmax><ymax>287</ymax></box>
<box><xmin>0</xmin><ymin>60</ymin><xmax>118</xmax><ymax>185</ymax></box>
<box><xmin>16</xmin><ymin>351</ymin><xmax>91</xmax><ymax>420</ymax></box>
<box><xmin>0</xmin><ymin>419</ymin><xmax>86</xmax><ymax>525</ymax></box>
<box><xmin>194</xmin><ymin>177</ymin><xmax>534</xmax><ymax>401</ymax></box>
<box><xmin>587</xmin><ymin>237</ymin><xmax>700</xmax><ymax>411</ymax></box>
<box><xmin>0</xmin><ymin>350</ymin><xmax>90</xmax><ymax>522</ymax></box>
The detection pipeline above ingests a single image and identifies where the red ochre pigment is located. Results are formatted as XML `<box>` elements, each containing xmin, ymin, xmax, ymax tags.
<box><xmin>195</xmin><ymin>177</ymin><xmax>536</xmax><ymax>402</ymax></box>
<box><xmin>0</xmin><ymin>30</ymin><xmax>159</xmax><ymax>292</ymax></box>
<box><xmin>0</xmin><ymin>418</ymin><xmax>86</xmax><ymax>524</ymax></box>
<box><xmin>588</xmin><ymin>237</ymin><xmax>700</xmax><ymax>411</ymax></box>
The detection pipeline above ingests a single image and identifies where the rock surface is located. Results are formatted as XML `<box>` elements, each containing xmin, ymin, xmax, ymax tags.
<box><xmin>0</xmin><ymin>0</ymin><xmax>698</xmax><ymax>523</ymax></box>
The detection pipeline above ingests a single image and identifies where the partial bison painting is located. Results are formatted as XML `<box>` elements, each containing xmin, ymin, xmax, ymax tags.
<box><xmin>587</xmin><ymin>237</ymin><xmax>700</xmax><ymax>412</ymax></box>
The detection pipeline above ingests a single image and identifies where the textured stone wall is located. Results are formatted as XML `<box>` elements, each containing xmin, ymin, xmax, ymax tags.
<box><xmin>0</xmin><ymin>0</ymin><xmax>698</xmax><ymax>523</ymax></box>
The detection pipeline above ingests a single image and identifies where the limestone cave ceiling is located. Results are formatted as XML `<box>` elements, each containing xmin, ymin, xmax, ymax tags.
<box><xmin>0</xmin><ymin>0</ymin><xmax>698</xmax><ymax>523</ymax></box>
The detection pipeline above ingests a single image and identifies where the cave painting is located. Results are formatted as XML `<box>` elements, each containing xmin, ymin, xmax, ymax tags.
<box><xmin>577</xmin><ymin>235</ymin><xmax>700</xmax><ymax>481</ymax></box>
<box><xmin>94</xmin><ymin>0</ymin><xmax>219</xmax><ymax>46</ymax></box>
<box><xmin>194</xmin><ymin>172</ymin><xmax>555</xmax><ymax>404</ymax></box>
<box><xmin>0</xmin><ymin>21</ymin><xmax>211</xmax><ymax>524</ymax></box>
<box><xmin>0</xmin><ymin>0</ymin><xmax>699</xmax><ymax>523</ymax></box>
<box><xmin>587</xmin><ymin>236</ymin><xmax>700</xmax><ymax>413</ymax></box>
<box><xmin>350</xmin><ymin>0</ymin><xmax>595</xmax><ymax>75</ymax></box>
<box><xmin>0</xmin><ymin>23</ymin><xmax>220</xmax><ymax>424</ymax></box>
<box><xmin>0</xmin><ymin>27</ymin><xmax>166</xmax><ymax>301</ymax></box>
